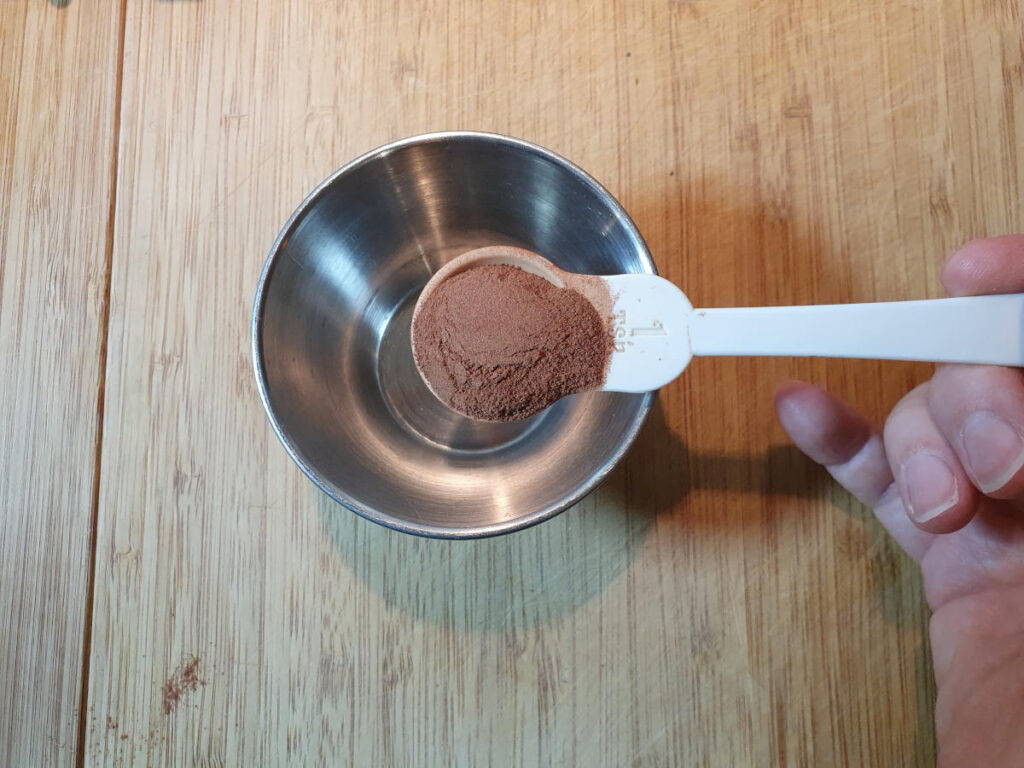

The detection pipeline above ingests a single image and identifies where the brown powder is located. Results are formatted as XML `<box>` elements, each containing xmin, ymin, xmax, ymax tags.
<box><xmin>161</xmin><ymin>655</ymin><xmax>206</xmax><ymax>715</ymax></box>
<box><xmin>411</xmin><ymin>264</ymin><xmax>613</xmax><ymax>421</ymax></box>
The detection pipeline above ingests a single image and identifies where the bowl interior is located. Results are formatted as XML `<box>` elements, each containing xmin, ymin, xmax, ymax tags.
<box><xmin>255</xmin><ymin>134</ymin><xmax>654</xmax><ymax>536</ymax></box>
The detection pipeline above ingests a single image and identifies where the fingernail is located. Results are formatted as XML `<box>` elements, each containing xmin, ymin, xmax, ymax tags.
<box><xmin>900</xmin><ymin>453</ymin><xmax>959</xmax><ymax>523</ymax></box>
<box><xmin>961</xmin><ymin>412</ymin><xmax>1024</xmax><ymax>493</ymax></box>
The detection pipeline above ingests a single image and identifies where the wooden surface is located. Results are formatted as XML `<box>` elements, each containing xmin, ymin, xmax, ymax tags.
<box><xmin>2</xmin><ymin>0</ymin><xmax>1022</xmax><ymax>764</ymax></box>
<box><xmin>0</xmin><ymin>2</ymin><xmax>124</xmax><ymax>765</ymax></box>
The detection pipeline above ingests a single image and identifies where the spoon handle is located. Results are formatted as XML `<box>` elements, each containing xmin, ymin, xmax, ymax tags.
<box><xmin>687</xmin><ymin>294</ymin><xmax>1024</xmax><ymax>366</ymax></box>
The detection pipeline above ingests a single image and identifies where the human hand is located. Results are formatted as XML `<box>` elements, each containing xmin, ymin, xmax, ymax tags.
<box><xmin>774</xmin><ymin>235</ymin><xmax>1024</xmax><ymax>767</ymax></box>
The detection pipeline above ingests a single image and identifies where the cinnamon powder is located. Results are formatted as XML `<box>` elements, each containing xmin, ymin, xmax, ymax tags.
<box><xmin>411</xmin><ymin>264</ymin><xmax>612</xmax><ymax>421</ymax></box>
<box><xmin>161</xmin><ymin>655</ymin><xmax>206</xmax><ymax>715</ymax></box>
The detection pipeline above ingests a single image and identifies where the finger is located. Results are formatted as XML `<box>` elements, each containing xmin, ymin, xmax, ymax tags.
<box><xmin>941</xmin><ymin>235</ymin><xmax>1024</xmax><ymax>296</ymax></box>
<box><xmin>775</xmin><ymin>381</ymin><xmax>933</xmax><ymax>560</ymax></box>
<box><xmin>927</xmin><ymin>364</ymin><xmax>1024</xmax><ymax>500</ymax></box>
<box><xmin>775</xmin><ymin>381</ymin><xmax>889</xmax><ymax>504</ymax></box>
<box><xmin>883</xmin><ymin>382</ymin><xmax>981</xmax><ymax>533</ymax></box>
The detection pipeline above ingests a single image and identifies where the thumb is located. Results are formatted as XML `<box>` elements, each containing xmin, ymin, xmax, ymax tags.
<box><xmin>774</xmin><ymin>381</ymin><xmax>933</xmax><ymax>562</ymax></box>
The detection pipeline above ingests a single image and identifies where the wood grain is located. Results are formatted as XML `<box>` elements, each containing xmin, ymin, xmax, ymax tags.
<box><xmin>0</xmin><ymin>2</ymin><xmax>123</xmax><ymax>764</ymax></box>
<box><xmin>2</xmin><ymin>0</ymin><xmax>1012</xmax><ymax>765</ymax></box>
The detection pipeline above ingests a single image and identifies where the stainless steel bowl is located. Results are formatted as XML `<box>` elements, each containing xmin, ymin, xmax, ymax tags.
<box><xmin>252</xmin><ymin>132</ymin><xmax>655</xmax><ymax>537</ymax></box>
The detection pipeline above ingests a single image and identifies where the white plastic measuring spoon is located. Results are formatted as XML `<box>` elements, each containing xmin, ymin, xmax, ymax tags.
<box><xmin>414</xmin><ymin>246</ymin><xmax>1024</xmax><ymax>394</ymax></box>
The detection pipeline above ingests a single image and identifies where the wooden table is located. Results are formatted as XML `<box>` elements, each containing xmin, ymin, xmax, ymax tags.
<box><xmin>2</xmin><ymin>1</ymin><xmax>1021</xmax><ymax>764</ymax></box>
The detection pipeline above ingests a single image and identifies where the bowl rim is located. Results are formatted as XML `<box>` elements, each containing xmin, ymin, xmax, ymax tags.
<box><xmin>251</xmin><ymin>130</ymin><xmax>657</xmax><ymax>538</ymax></box>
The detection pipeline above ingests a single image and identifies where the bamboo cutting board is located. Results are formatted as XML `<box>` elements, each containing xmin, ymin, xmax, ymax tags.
<box><xmin>0</xmin><ymin>2</ymin><xmax>123</xmax><ymax>764</ymax></box>
<box><xmin>2</xmin><ymin>0</ymin><xmax>1022</xmax><ymax>765</ymax></box>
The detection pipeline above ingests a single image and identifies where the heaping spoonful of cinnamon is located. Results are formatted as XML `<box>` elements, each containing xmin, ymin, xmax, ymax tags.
<box><xmin>411</xmin><ymin>246</ymin><xmax>1024</xmax><ymax>422</ymax></box>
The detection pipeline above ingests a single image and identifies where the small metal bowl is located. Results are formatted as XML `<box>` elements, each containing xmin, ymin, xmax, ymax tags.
<box><xmin>252</xmin><ymin>132</ymin><xmax>655</xmax><ymax>537</ymax></box>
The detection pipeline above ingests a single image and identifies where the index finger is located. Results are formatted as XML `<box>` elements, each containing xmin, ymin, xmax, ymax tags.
<box><xmin>942</xmin><ymin>235</ymin><xmax>1024</xmax><ymax>297</ymax></box>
